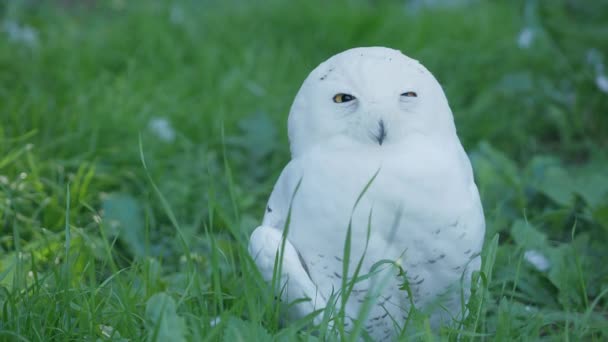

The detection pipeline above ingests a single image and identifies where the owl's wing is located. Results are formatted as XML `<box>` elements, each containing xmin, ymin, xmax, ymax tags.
<box><xmin>248</xmin><ymin>161</ymin><xmax>327</xmax><ymax>323</ymax></box>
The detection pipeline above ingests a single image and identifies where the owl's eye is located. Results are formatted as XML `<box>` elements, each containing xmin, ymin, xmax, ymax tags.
<box><xmin>333</xmin><ymin>93</ymin><xmax>356</xmax><ymax>103</ymax></box>
<box><xmin>401</xmin><ymin>91</ymin><xmax>418</xmax><ymax>98</ymax></box>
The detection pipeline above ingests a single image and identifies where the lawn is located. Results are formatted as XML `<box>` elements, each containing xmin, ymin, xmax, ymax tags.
<box><xmin>1</xmin><ymin>0</ymin><xmax>608</xmax><ymax>340</ymax></box>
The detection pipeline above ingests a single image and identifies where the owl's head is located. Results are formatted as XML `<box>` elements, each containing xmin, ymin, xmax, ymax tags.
<box><xmin>288</xmin><ymin>47</ymin><xmax>457</xmax><ymax>157</ymax></box>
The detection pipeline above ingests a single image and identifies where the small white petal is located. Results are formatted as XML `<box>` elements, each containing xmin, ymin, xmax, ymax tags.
<box><xmin>3</xmin><ymin>20</ymin><xmax>38</xmax><ymax>47</ymax></box>
<box><xmin>524</xmin><ymin>250</ymin><xmax>550</xmax><ymax>272</ymax></box>
<box><xmin>517</xmin><ymin>28</ymin><xmax>535</xmax><ymax>49</ymax></box>
<box><xmin>210</xmin><ymin>316</ymin><xmax>221</xmax><ymax>327</ymax></box>
<box><xmin>595</xmin><ymin>74</ymin><xmax>608</xmax><ymax>94</ymax></box>
<box><xmin>99</xmin><ymin>324</ymin><xmax>117</xmax><ymax>338</ymax></box>
<box><xmin>170</xmin><ymin>5</ymin><xmax>185</xmax><ymax>24</ymax></box>
<box><xmin>148</xmin><ymin>117</ymin><xmax>176</xmax><ymax>142</ymax></box>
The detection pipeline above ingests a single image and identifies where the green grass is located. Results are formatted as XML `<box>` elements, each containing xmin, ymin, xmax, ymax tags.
<box><xmin>1</xmin><ymin>0</ymin><xmax>608</xmax><ymax>340</ymax></box>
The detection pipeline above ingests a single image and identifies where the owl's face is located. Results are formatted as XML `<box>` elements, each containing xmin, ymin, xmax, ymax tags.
<box><xmin>288</xmin><ymin>47</ymin><xmax>457</xmax><ymax>157</ymax></box>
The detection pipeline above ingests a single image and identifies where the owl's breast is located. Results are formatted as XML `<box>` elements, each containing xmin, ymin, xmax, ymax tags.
<box><xmin>287</xmin><ymin>139</ymin><xmax>482</xmax><ymax>262</ymax></box>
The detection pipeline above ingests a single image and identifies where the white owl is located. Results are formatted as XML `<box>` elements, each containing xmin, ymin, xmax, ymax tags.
<box><xmin>248</xmin><ymin>47</ymin><xmax>485</xmax><ymax>340</ymax></box>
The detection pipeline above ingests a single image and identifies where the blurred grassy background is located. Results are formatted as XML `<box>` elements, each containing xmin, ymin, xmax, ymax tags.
<box><xmin>1</xmin><ymin>0</ymin><xmax>608</xmax><ymax>340</ymax></box>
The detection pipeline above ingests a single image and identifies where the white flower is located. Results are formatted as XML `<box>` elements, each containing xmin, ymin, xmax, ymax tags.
<box><xmin>210</xmin><ymin>316</ymin><xmax>221</xmax><ymax>327</ymax></box>
<box><xmin>595</xmin><ymin>74</ymin><xmax>608</xmax><ymax>94</ymax></box>
<box><xmin>3</xmin><ymin>20</ymin><xmax>38</xmax><ymax>47</ymax></box>
<box><xmin>148</xmin><ymin>117</ymin><xmax>176</xmax><ymax>142</ymax></box>
<box><xmin>524</xmin><ymin>250</ymin><xmax>550</xmax><ymax>272</ymax></box>
<box><xmin>170</xmin><ymin>4</ymin><xmax>185</xmax><ymax>24</ymax></box>
<box><xmin>517</xmin><ymin>27</ymin><xmax>535</xmax><ymax>49</ymax></box>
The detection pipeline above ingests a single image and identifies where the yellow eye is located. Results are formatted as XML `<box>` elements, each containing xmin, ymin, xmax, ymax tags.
<box><xmin>333</xmin><ymin>93</ymin><xmax>356</xmax><ymax>103</ymax></box>
<box><xmin>401</xmin><ymin>91</ymin><xmax>417</xmax><ymax>98</ymax></box>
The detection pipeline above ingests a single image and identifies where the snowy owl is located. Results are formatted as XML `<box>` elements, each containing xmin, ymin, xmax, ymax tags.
<box><xmin>248</xmin><ymin>47</ymin><xmax>485</xmax><ymax>340</ymax></box>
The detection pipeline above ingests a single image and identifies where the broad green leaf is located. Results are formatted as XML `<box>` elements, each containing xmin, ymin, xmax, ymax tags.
<box><xmin>236</xmin><ymin>111</ymin><xmax>278</xmax><ymax>160</ymax></box>
<box><xmin>145</xmin><ymin>292</ymin><xmax>187</xmax><ymax>342</ymax></box>
<box><xmin>495</xmin><ymin>71</ymin><xmax>534</xmax><ymax>94</ymax></box>
<box><xmin>574</xmin><ymin>173</ymin><xmax>608</xmax><ymax>209</ymax></box>
<box><xmin>547</xmin><ymin>236</ymin><xmax>590</xmax><ymax>309</ymax></box>
<box><xmin>474</xmin><ymin>142</ymin><xmax>521</xmax><ymax>188</ymax></box>
<box><xmin>510</xmin><ymin>220</ymin><xmax>548</xmax><ymax>250</ymax></box>
<box><xmin>226</xmin><ymin>111</ymin><xmax>279</xmax><ymax>180</ymax></box>
<box><xmin>222</xmin><ymin>317</ymin><xmax>272</xmax><ymax>342</ymax></box>
<box><xmin>536</xmin><ymin>166</ymin><xmax>575</xmax><ymax>207</ymax></box>
<box><xmin>101</xmin><ymin>193</ymin><xmax>146</xmax><ymax>257</ymax></box>
<box><xmin>592</xmin><ymin>202</ymin><xmax>608</xmax><ymax>231</ymax></box>
<box><xmin>470</xmin><ymin>142</ymin><xmax>525</xmax><ymax>216</ymax></box>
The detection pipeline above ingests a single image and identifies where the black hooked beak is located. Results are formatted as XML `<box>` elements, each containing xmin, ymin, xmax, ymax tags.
<box><xmin>375</xmin><ymin>119</ymin><xmax>387</xmax><ymax>145</ymax></box>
